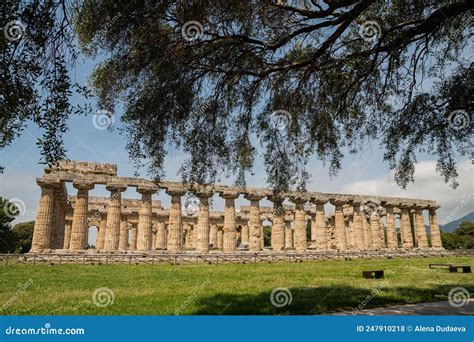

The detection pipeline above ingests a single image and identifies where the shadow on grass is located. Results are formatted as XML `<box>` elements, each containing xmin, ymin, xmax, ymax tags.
<box><xmin>192</xmin><ymin>283</ymin><xmax>474</xmax><ymax>315</ymax></box>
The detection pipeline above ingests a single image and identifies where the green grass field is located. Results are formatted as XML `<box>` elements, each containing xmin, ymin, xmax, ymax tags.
<box><xmin>0</xmin><ymin>256</ymin><xmax>472</xmax><ymax>315</ymax></box>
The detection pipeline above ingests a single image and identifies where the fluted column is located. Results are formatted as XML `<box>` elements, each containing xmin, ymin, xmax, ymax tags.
<box><xmin>311</xmin><ymin>198</ymin><xmax>328</xmax><ymax>251</ymax></box>
<box><xmin>284</xmin><ymin>213</ymin><xmax>294</xmax><ymax>250</ymax></box>
<box><xmin>118</xmin><ymin>215</ymin><xmax>129</xmax><ymax>251</ymax></box>
<box><xmin>369</xmin><ymin>211</ymin><xmax>383</xmax><ymax>250</ymax></box>
<box><xmin>155</xmin><ymin>219</ymin><xmax>166</xmax><ymax>250</ymax></box>
<box><xmin>136</xmin><ymin>186</ymin><xmax>157</xmax><ymax>252</ymax></box>
<box><xmin>414</xmin><ymin>206</ymin><xmax>428</xmax><ymax>249</ymax></box>
<box><xmin>345</xmin><ymin>215</ymin><xmax>354</xmax><ymax>250</ymax></box>
<box><xmin>429</xmin><ymin>207</ymin><xmax>443</xmax><ymax>249</ymax></box>
<box><xmin>166</xmin><ymin>187</ymin><xmax>186</xmax><ymax>252</ymax></box>
<box><xmin>385</xmin><ymin>205</ymin><xmax>398</xmax><ymax>250</ymax></box>
<box><xmin>217</xmin><ymin>227</ymin><xmax>224</xmax><ymax>249</ymax></box>
<box><xmin>362</xmin><ymin>213</ymin><xmax>372</xmax><ymax>250</ymax></box>
<box><xmin>221</xmin><ymin>191</ymin><xmax>239</xmax><ymax>252</ymax></box>
<box><xmin>400</xmin><ymin>205</ymin><xmax>414</xmax><ymax>249</ymax></box>
<box><xmin>104</xmin><ymin>183</ymin><xmax>127</xmax><ymax>251</ymax></box>
<box><xmin>268</xmin><ymin>196</ymin><xmax>285</xmax><ymax>252</ymax></box>
<box><xmin>352</xmin><ymin>201</ymin><xmax>365</xmax><ymax>250</ymax></box>
<box><xmin>195</xmin><ymin>189</ymin><xmax>213</xmax><ymax>253</ymax></box>
<box><xmin>96</xmin><ymin>213</ymin><xmax>107</xmax><ymax>250</ymax></box>
<box><xmin>69</xmin><ymin>181</ymin><xmax>95</xmax><ymax>251</ymax></box>
<box><xmin>129</xmin><ymin>225</ymin><xmax>138</xmax><ymax>251</ymax></box>
<box><xmin>291</xmin><ymin>196</ymin><xmax>309</xmax><ymax>252</ymax></box>
<box><xmin>52</xmin><ymin>190</ymin><xmax>66</xmax><ymax>249</ymax></box>
<box><xmin>244</xmin><ymin>193</ymin><xmax>265</xmax><ymax>252</ymax></box>
<box><xmin>63</xmin><ymin>220</ymin><xmax>72</xmax><ymax>250</ymax></box>
<box><xmin>31</xmin><ymin>178</ymin><xmax>61</xmax><ymax>252</ymax></box>
<box><xmin>240</xmin><ymin>224</ymin><xmax>249</xmax><ymax>246</ymax></box>
<box><xmin>209</xmin><ymin>223</ymin><xmax>217</xmax><ymax>247</ymax></box>
<box><xmin>331</xmin><ymin>199</ymin><xmax>347</xmax><ymax>250</ymax></box>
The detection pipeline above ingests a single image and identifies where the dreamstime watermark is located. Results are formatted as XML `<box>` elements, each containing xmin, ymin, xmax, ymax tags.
<box><xmin>358</xmin><ymin>20</ymin><xmax>382</xmax><ymax>43</ymax></box>
<box><xmin>3</xmin><ymin>198</ymin><xmax>26</xmax><ymax>219</ymax></box>
<box><xmin>92</xmin><ymin>110</ymin><xmax>114</xmax><ymax>130</ymax></box>
<box><xmin>5</xmin><ymin>323</ymin><xmax>85</xmax><ymax>336</ymax></box>
<box><xmin>1</xmin><ymin>278</ymin><xmax>34</xmax><ymax>312</ymax></box>
<box><xmin>92</xmin><ymin>287</ymin><xmax>115</xmax><ymax>307</ymax></box>
<box><xmin>270</xmin><ymin>110</ymin><xmax>291</xmax><ymax>131</ymax></box>
<box><xmin>352</xmin><ymin>281</ymin><xmax>387</xmax><ymax>314</ymax></box>
<box><xmin>174</xmin><ymin>279</ymin><xmax>210</xmax><ymax>315</ymax></box>
<box><xmin>448</xmin><ymin>287</ymin><xmax>470</xmax><ymax>308</ymax></box>
<box><xmin>3</xmin><ymin>20</ymin><xmax>26</xmax><ymax>42</ymax></box>
<box><xmin>439</xmin><ymin>192</ymin><xmax>474</xmax><ymax>225</ymax></box>
<box><xmin>181</xmin><ymin>21</ymin><xmax>204</xmax><ymax>42</ymax></box>
<box><xmin>447</xmin><ymin>109</ymin><xmax>471</xmax><ymax>131</ymax></box>
<box><xmin>270</xmin><ymin>287</ymin><xmax>292</xmax><ymax>307</ymax></box>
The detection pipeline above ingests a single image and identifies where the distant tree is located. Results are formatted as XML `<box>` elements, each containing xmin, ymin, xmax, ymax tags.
<box><xmin>263</xmin><ymin>225</ymin><xmax>272</xmax><ymax>247</ymax></box>
<box><xmin>441</xmin><ymin>221</ymin><xmax>474</xmax><ymax>250</ymax></box>
<box><xmin>453</xmin><ymin>221</ymin><xmax>474</xmax><ymax>236</ymax></box>
<box><xmin>11</xmin><ymin>221</ymin><xmax>34</xmax><ymax>253</ymax></box>
<box><xmin>0</xmin><ymin>197</ymin><xmax>18</xmax><ymax>253</ymax></box>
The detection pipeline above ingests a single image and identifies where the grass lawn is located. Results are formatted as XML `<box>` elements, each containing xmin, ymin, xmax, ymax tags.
<box><xmin>0</xmin><ymin>256</ymin><xmax>472</xmax><ymax>315</ymax></box>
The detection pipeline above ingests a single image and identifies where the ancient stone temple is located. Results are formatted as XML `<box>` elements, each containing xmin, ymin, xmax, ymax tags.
<box><xmin>30</xmin><ymin>161</ymin><xmax>443</xmax><ymax>254</ymax></box>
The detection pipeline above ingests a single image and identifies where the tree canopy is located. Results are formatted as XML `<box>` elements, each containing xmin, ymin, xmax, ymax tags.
<box><xmin>1</xmin><ymin>0</ymin><xmax>473</xmax><ymax>192</ymax></box>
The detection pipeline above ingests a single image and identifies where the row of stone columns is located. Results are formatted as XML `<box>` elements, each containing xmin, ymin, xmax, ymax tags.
<box><xmin>31</xmin><ymin>176</ymin><xmax>444</xmax><ymax>253</ymax></box>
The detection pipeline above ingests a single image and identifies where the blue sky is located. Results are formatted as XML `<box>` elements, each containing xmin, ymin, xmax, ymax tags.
<box><xmin>1</xmin><ymin>53</ymin><xmax>473</xmax><ymax>241</ymax></box>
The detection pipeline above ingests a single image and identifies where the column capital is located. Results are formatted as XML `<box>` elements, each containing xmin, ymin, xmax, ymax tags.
<box><xmin>244</xmin><ymin>192</ymin><xmax>265</xmax><ymax>201</ymax></box>
<box><xmin>137</xmin><ymin>185</ymin><xmax>158</xmax><ymax>195</ymax></box>
<box><xmin>309</xmin><ymin>195</ymin><xmax>329</xmax><ymax>205</ymax></box>
<box><xmin>194</xmin><ymin>188</ymin><xmax>214</xmax><ymax>198</ymax></box>
<box><xmin>289</xmin><ymin>194</ymin><xmax>309</xmax><ymax>204</ymax></box>
<box><xmin>165</xmin><ymin>186</ymin><xmax>187</xmax><ymax>196</ymax></box>
<box><xmin>73</xmin><ymin>180</ymin><xmax>95</xmax><ymax>191</ymax></box>
<box><xmin>219</xmin><ymin>190</ymin><xmax>240</xmax><ymax>200</ymax></box>
<box><xmin>36</xmin><ymin>177</ymin><xmax>61</xmax><ymax>188</ymax></box>
<box><xmin>106</xmin><ymin>182</ymin><xmax>127</xmax><ymax>192</ymax></box>
<box><xmin>398</xmin><ymin>202</ymin><xmax>412</xmax><ymax>209</ymax></box>
<box><xmin>330</xmin><ymin>198</ymin><xmax>346</xmax><ymax>206</ymax></box>
<box><xmin>267</xmin><ymin>195</ymin><xmax>284</xmax><ymax>204</ymax></box>
<box><xmin>428</xmin><ymin>204</ymin><xmax>441</xmax><ymax>210</ymax></box>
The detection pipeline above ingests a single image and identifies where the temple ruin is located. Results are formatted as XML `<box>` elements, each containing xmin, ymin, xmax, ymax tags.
<box><xmin>30</xmin><ymin>161</ymin><xmax>443</xmax><ymax>254</ymax></box>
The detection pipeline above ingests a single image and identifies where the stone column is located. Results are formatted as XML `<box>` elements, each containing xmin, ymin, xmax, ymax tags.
<box><xmin>429</xmin><ymin>207</ymin><xmax>443</xmax><ymax>249</ymax></box>
<box><xmin>155</xmin><ymin>219</ymin><xmax>166</xmax><ymax>250</ymax></box>
<box><xmin>118</xmin><ymin>215</ymin><xmax>129</xmax><ymax>251</ymax></box>
<box><xmin>362</xmin><ymin>213</ymin><xmax>372</xmax><ymax>250</ymax></box>
<box><xmin>129</xmin><ymin>225</ymin><xmax>138</xmax><ymax>251</ymax></box>
<box><xmin>221</xmin><ymin>191</ymin><xmax>239</xmax><ymax>252</ymax></box>
<box><xmin>399</xmin><ymin>204</ymin><xmax>414</xmax><ymax>249</ymax></box>
<box><xmin>104</xmin><ymin>183</ymin><xmax>127</xmax><ymax>251</ymax></box>
<box><xmin>268</xmin><ymin>196</ymin><xmax>285</xmax><ymax>252</ymax></box>
<box><xmin>311</xmin><ymin>198</ymin><xmax>328</xmax><ymax>251</ymax></box>
<box><xmin>284</xmin><ymin>213</ymin><xmax>294</xmax><ymax>250</ymax></box>
<box><xmin>291</xmin><ymin>196</ymin><xmax>309</xmax><ymax>252</ymax></box>
<box><xmin>414</xmin><ymin>206</ymin><xmax>428</xmax><ymax>249</ymax></box>
<box><xmin>52</xmin><ymin>190</ymin><xmax>66</xmax><ymax>249</ymax></box>
<box><xmin>31</xmin><ymin>177</ymin><xmax>61</xmax><ymax>252</ymax></box>
<box><xmin>352</xmin><ymin>201</ymin><xmax>365</xmax><ymax>250</ymax></box>
<box><xmin>244</xmin><ymin>193</ymin><xmax>265</xmax><ymax>252</ymax></box>
<box><xmin>217</xmin><ymin>227</ymin><xmax>224</xmax><ymax>249</ymax></box>
<box><xmin>345</xmin><ymin>215</ymin><xmax>354</xmax><ymax>250</ymax></box>
<box><xmin>96</xmin><ymin>213</ymin><xmax>107</xmax><ymax>250</ymax></box>
<box><xmin>209</xmin><ymin>223</ymin><xmax>218</xmax><ymax>248</ymax></box>
<box><xmin>195</xmin><ymin>189</ymin><xmax>213</xmax><ymax>253</ymax></box>
<box><xmin>69</xmin><ymin>181</ymin><xmax>95</xmax><ymax>251</ymax></box>
<box><xmin>331</xmin><ymin>199</ymin><xmax>347</xmax><ymax>250</ymax></box>
<box><xmin>136</xmin><ymin>186</ymin><xmax>157</xmax><ymax>252</ymax></box>
<box><xmin>385</xmin><ymin>205</ymin><xmax>398</xmax><ymax>250</ymax></box>
<box><xmin>166</xmin><ymin>187</ymin><xmax>186</xmax><ymax>252</ymax></box>
<box><xmin>369</xmin><ymin>211</ymin><xmax>383</xmax><ymax>250</ymax></box>
<box><xmin>63</xmin><ymin>220</ymin><xmax>72</xmax><ymax>250</ymax></box>
<box><xmin>240</xmin><ymin>224</ymin><xmax>249</xmax><ymax>246</ymax></box>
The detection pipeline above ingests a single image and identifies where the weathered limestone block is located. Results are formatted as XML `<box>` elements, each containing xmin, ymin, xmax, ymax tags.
<box><xmin>31</xmin><ymin>177</ymin><xmax>61</xmax><ymax>252</ymax></box>
<box><xmin>244</xmin><ymin>193</ymin><xmax>265</xmax><ymax>252</ymax></box>
<box><xmin>69</xmin><ymin>181</ymin><xmax>94</xmax><ymax>250</ymax></box>
<box><xmin>48</xmin><ymin>160</ymin><xmax>117</xmax><ymax>176</ymax></box>
<box><xmin>104</xmin><ymin>183</ymin><xmax>127</xmax><ymax>251</ymax></box>
<box><xmin>166</xmin><ymin>187</ymin><xmax>186</xmax><ymax>252</ymax></box>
